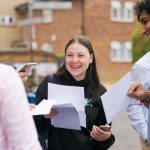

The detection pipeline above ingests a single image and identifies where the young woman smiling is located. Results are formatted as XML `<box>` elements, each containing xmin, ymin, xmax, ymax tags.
<box><xmin>34</xmin><ymin>35</ymin><xmax>115</xmax><ymax>150</ymax></box>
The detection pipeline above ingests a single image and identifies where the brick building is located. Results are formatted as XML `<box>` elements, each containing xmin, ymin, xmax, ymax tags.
<box><xmin>83</xmin><ymin>0</ymin><xmax>137</xmax><ymax>80</ymax></box>
<box><xmin>1</xmin><ymin>0</ymin><xmax>137</xmax><ymax>80</ymax></box>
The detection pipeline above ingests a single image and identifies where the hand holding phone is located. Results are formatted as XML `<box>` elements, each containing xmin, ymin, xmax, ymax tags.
<box><xmin>19</xmin><ymin>63</ymin><xmax>37</xmax><ymax>73</ymax></box>
<box><xmin>99</xmin><ymin>124</ymin><xmax>111</xmax><ymax>132</ymax></box>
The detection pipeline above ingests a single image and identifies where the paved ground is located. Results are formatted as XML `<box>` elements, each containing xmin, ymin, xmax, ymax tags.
<box><xmin>109</xmin><ymin>111</ymin><xmax>142</xmax><ymax>150</ymax></box>
<box><xmin>105</xmin><ymin>84</ymin><xmax>142</xmax><ymax>150</ymax></box>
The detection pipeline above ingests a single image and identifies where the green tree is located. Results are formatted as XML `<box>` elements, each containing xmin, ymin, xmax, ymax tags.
<box><xmin>132</xmin><ymin>22</ymin><xmax>150</xmax><ymax>63</ymax></box>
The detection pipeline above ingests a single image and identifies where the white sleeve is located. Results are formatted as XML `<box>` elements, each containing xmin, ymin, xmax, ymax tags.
<box><xmin>127</xmin><ymin>65</ymin><xmax>150</xmax><ymax>140</ymax></box>
<box><xmin>0</xmin><ymin>64</ymin><xmax>41</xmax><ymax>150</ymax></box>
<box><xmin>131</xmin><ymin>64</ymin><xmax>150</xmax><ymax>89</ymax></box>
<box><xmin>127</xmin><ymin>100</ymin><xmax>147</xmax><ymax>140</ymax></box>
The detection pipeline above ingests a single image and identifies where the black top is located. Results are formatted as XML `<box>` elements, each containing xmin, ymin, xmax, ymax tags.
<box><xmin>34</xmin><ymin>74</ymin><xmax>115</xmax><ymax>150</ymax></box>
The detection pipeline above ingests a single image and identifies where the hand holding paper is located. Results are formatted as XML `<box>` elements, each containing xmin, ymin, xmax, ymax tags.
<box><xmin>31</xmin><ymin>100</ymin><xmax>57</xmax><ymax>115</ymax></box>
<box><xmin>48</xmin><ymin>83</ymin><xmax>86</xmax><ymax>129</ymax></box>
<box><xmin>31</xmin><ymin>100</ymin><xmax>81</xmax><ymax>130</ymax></box>
<box><xmin>32</xmin><ymin>83</ymin><xmax>86</xmax><ymax>130</ymax></box>
<box><xmin>44</xmin><ymin>109</ymin><xmax>58</xmax><ymax>119</ymax></box>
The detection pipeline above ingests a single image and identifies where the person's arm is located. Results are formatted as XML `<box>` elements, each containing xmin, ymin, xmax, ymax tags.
<box><xmin>90</xmin><ymin>125</ymin><xmax>112</xmax><ymax>142</ymax></box>
<box><xmin>89</xmin><ymin>102</ymin><xmax>115</xmax><ymax>149</ymax></box>
<box><xmin>0</xmin><ymin>65</ymin><xmax>41</xmax><ymax>149</ymax></box>
<box><xmin>127</xmin><ymin>64</ymin><xmax>150</xmax><ymax>140</ymax></box>
<box><xmin>128</xmin><ymin>81</ymin><xmax>150</xmax><ymax>107</ymax></box>
<box><xmin>12</xmin><ymin>65</ymin><xmax>28</xmax><ymax>83</ymax></box>
<box><xmin>127</xmin><ymin>100</ymin><xmax>147</xmax><ymax>140</ymax></box>
<box><xmin>130</xmin><ymin>65</ymin><xmax>150</xmax><ymax>107</ymax></box>
<box><xmin>90</xmin><ymin>125</ymin><xmax>115</xmax><ymax>149</ymax></box>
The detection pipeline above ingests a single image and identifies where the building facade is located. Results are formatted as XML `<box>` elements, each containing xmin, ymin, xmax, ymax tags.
<box><xmin>0</xmin><ymin>0</ymin><xmax>137</xmax><ymax>80</ymax></box>
<box><xmin>0</xmin><ymin>0</ymin><xmax>27</xmax><ymax>50</ymax></box>
<box><xmin>83</xmin><ymin>0</ymin><xmax>137</xmax><ymax>80</ymax></box>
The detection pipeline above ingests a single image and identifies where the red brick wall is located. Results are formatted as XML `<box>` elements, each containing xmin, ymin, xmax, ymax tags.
<box><xmin>83</xmin><ymin>0</ymin><xmax>137</xmax><ymax>80</ymax></box>
<box><xmin>34</xmin><ymin>0</ymin><xmax>83</xmax><ymax>53</ymax></box>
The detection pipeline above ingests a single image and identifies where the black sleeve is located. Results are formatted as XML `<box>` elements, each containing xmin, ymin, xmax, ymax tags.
<box><xmin>91</xmin><ymin>134</ymin><xmax>115</xmax><ymax>149</ymax></box>
<box><xmin>91</xmin><ymin>100</ymin><xmax>115</xmax><ymax>149</ymax></box>
<box><xmin>35</xmin><ymin>76</ymin><xmax>49</xmax><ymax>105</ymax></box>
<box><xmin>33</xmin><ymin>76</ymin><xmax>52</xmax><ymax>147</ymax></box>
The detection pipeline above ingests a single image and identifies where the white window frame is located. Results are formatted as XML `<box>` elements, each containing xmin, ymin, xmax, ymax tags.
<box><xmin>0</xmin><ymin>14</ymin><xmax>16</xmax><ymax>26</ymax></box>
<box><xmin>111</xmin><ymin>0</ymin><xmax>121</xmax><ymax>21</ymax></box>
<box><xmin>124</xmin><ymin>2</ymin><xmax>134</xmax><ymax>22</ymax></box>
<box><xmin>110</xmin><ymin>0</ymin><xmax>134</xmax><ymax>23</ymax></box>
<box><xmin>111</xmin><ymin>41</ymin><xmax>132</xmax><ymax>62</ymax></box>
<box><xmin>42</xmin><ymin>9</ymin><xmax>53</xmax><ymax>23</ymax></box>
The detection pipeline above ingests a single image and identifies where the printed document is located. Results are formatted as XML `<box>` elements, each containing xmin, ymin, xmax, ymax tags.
<box><xmin>48</xmin><ymin>83</ymin><xmax>86</xmax><ymax>129</ymax></box>
<box><xmin>32</xmin><ymin>83</ymin><xmax>86</xmax><ymax>130</ymax></box>
<box><xmin>32</xmin><ymin>100</ymin><xmax>81</xmax><ymax>130</ymax></box>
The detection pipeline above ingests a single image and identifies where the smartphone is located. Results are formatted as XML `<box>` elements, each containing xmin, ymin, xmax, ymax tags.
<box><xmin>19</xmin><ymin>63</ymin><xmax>37</xmax><ymax>73</ymax></box>
<box><xmin>99</xmin><ymin>125</ymin><xmax>110</xmax><ymax>132</ymax></box>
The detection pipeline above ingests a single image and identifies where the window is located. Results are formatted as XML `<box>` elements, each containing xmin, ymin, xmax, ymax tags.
<box><xmin>111</xmin><ymin>0</ymin><xmax>134</xmax><ymax>22</ymax></box>
<box><xmin>42</xmin><ymin>9</ymin><xmax>53</xmax><ymax>23</ymax></box>
<box><xmin>41</xmin><ymin>43</ymin><xmax>53</xmax><ymax>52</ymax></box>
<box><xmin>0</xmin><ymin>14</ymin><xmax>16</xmax><ymax>26</ymax></box>
<box><xmin>111</xmin><ymin>41</ymin><xmax>132</xmax><ymax>62</ymax></box>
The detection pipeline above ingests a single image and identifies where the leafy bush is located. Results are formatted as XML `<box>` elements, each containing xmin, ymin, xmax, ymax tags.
<box><xmin>132</xmin><ymin>22</ymin><xmax>150</xmax><ymax>63</ymax></box>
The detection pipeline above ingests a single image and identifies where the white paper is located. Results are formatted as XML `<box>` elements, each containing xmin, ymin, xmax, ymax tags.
<box><xmin>32</xmin><ymin>100</ymin><xmax>81</xmax><ymax>130</ymax></box>
<box><xmin>101</xmin><ymin>72</ymin><xmax>133</xmax><ymax>124</ymax></box>
<box><xmin>51</xmin><ymin>103</ymin><xmax>81</xmax><ymax>130</ymax></box>
<box><xmin>101</xmin><ymin>52</ymin><xmax>150</xmax><ymax>124</ymax></box>
<box><xmin>32</xmin><ymin>82</ymin><xmax>87</xmax><ymax>130</ymax></box>
<box><xmin>48</xmin><ymin>83</ymin><xmax>86</xmax><ymax>128</ymax></box>
<box><xmin>78</xmin><ymin>111</ymin><xmax>86</xmax><ymax>128</ymax></box>
<box><xmin>48</xmin><ymin>83</ymin><xmax>85</xmax><ymax>111</ymax></box>
<box><xmin>31</xmin><ymin>100</ymin><xmax>56</xmax><ymax>115</ymax></box>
